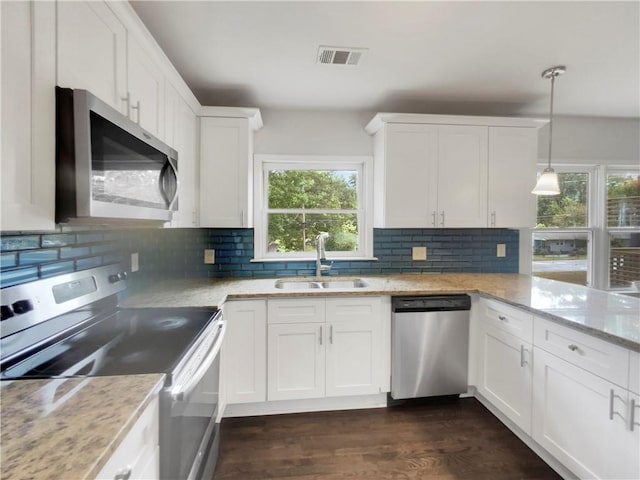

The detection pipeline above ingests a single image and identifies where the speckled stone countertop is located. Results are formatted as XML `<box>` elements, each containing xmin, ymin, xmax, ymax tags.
<box><xmin>120</xmin><ymin>273</ymin><xmax>640</xmax><ymax>351</ymax></box>
<box><xmin>0</xmin><ymin>374</ymin><xmax>164</xmax><ymax>480</ymax></box>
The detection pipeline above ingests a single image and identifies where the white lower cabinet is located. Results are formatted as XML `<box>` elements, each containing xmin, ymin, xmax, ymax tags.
<box><xmin>95</xmin><ymin>396</ymin><xmax>159</xmax><ymax>480</ymax></box>
<box><xmin>532</xmin><ymin>346</ymin><xmax>638</xmax><ymax>479</ymax></box>
<box><xmin>477</xmin><ymin>323</ymin><xmax>533</xmax><ymax>434</ymax></box>
<box><xmin>267</xmin><ymin>297</ymin><xmax>390</xmax><ymax>402</ymax></box>
<box><xmin>222</xmin><ymin>300</ymin><xmax>267</xmax><ymax>405</ymax></box>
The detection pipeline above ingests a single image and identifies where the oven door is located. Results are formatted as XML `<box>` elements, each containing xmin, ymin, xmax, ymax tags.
<box><xmin>160</xmin><ymin>317</ymin><xmax>226</xmax><ymax>480</ymax></box>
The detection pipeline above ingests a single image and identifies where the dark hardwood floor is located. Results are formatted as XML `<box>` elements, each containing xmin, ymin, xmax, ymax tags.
<box><xmin>213</xmin><ymin>397</ymin><xmax>562</xmax><ymax>480</ymax></box>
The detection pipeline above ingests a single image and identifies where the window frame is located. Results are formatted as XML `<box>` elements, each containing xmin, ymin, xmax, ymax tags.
<box><xmin>253</xmin><ymin>154</ymin><xmax>374</xmax><ymax>261</ymax></box>
<box><xmin>532</xmin><ymin>164</ymin><xmax>597</xmax><ymax>287</ymax></box>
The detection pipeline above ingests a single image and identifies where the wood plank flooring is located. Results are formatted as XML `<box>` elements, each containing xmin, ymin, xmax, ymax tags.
<box><xmin>213</xmin><ymin>397</ymin><xmax>562</xmax><ymax>480</ymax></box>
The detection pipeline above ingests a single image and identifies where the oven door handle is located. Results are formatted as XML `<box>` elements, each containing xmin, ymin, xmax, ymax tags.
<box><xmin>170</xmin><ymin>320</ymin><xmax>226</xmax><ymax>401</ymax></box>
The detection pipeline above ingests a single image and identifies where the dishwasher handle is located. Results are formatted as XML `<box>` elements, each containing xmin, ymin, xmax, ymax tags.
<box><xmin>392</xmin><ymin>295</ymin><xmax>471</xmax><ymax>313</ymax></box>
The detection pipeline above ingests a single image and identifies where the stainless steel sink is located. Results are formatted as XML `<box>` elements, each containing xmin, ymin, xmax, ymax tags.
<box><xmin>274</xmin><ymin>278</ymin><xmax>368</xmax><ymax>290</ymax></box>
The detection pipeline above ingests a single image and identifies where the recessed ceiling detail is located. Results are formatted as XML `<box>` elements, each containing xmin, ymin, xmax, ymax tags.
<box><xmin>317</xmin><ymin>46</ymin><xmax>368</xmax><ymax>66</ymax></box>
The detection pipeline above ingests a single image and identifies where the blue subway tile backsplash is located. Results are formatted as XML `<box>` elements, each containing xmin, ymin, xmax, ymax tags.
<box><xmin>1</xmin><ymin>226</ymin><xmax>519</xmax><ymax>288</ymax></box>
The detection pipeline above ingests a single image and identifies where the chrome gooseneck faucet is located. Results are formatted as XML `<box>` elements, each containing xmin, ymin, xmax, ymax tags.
<box><xmin>315</xmin><ymin>232</ymin><xmax>331</xmax><ymax>278</ymax></box>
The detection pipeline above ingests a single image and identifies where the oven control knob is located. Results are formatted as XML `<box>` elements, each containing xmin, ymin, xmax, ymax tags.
<box><xmin>11</xmin><ymin>299</ymin><xmax>33</xmax><ymax>315</ymax></box>
<box><xmin>118</xmin><ymin>271</ymin><xmax>128</xmax><ymax>281</ymax></box>
<box><xmin>1</xmin><ymin>305</ymin><xmax>14</xmax><ymax>321</ymax></box>
<box><xmin>108</xmin><ymin>274</ymin><xmax>119</xmax><ymax>283</ymax></box>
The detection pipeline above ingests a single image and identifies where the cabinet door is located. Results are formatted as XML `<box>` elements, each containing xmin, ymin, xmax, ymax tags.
<box><xmin>477</xmin><ymin>323</ymin><xmax>532</xmax><ymax>434</ymax></box>
<box><xmin>488</xmin><ymin>127</ymin><xmax>537</xmax><ymax>228</ymax></box>
<box><xmin>325</xmin><ymin>297</ymin><xmax>386</xmax><ymax>397</ymax></box>
<box><xmin>127</xmin><ymin>34</ymin><xmax>164</xmax><ymax>138</ymax></box>
<box><xmin>57</xmin><ymin>1</ymin><xmax>127</xmax><ymax>114</ymax></box>
<box><xmin>382</xmin><ymin>124</ymin><xmax>438</xmax><ymax>227</ymax></box>
<box><xmin>223</xmin><ymin>300</ymin><xmax>267</xmax><ymax>405</ymax></box>
<box><xmin>532</xmin><ymin>347</ymin><xmax>620</xmax><ymax>479</ymax></box>
<box><xmin>268</xmin><ymin>323</ymin><xmax>325</xmax><ymax>401</ymax></box>
<box><xmin>199</xmin><ymin>117</ymin><xmax>251</xmax><ymax>227</ymax></box>
<box><xmin>169</xmin><ymin>88</ymin><xmax>199</xmax><ymax>227</ymax></box>
<box><xmin>1</xmin><ymin>1</ymin><xmax>56</xmax><ymax>231</ymax></box>
<box><xmin>437</xmin><ymin>125</ymin><xmax>488</xmax><ymax>227</ymax></box>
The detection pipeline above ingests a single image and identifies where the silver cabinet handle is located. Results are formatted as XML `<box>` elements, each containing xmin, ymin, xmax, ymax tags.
<box><xmin>631</xmin><ymin>398</ymin><xmax>640</xmax><ymax>432</ymax></box>
<box><xmin>609</xmin><ymin>389</ymin><xmax>624</xmax><ymax>421</ymax></box>
<box><xmin>431</xmin><ymin>211</ymin><xmax>436</xmax><ymax>227</ymax></box>
<box><xmin>520</xmin><ymin>345</ymin><xmax>526</xmax><ymax>367</ymax></box>
<box><xmin>440</xmin><ymin>211</ymin><xmax>445</xmax><ymax>227</ymax></box>
<box><xmin>131</xmin><ymin>100</ymin><xmax>141</xmax><ymax>124</ymax></box>
<box><xmin>568</xmin><ymin>344</ymin><xmax>579</xmax><ymax>352</ymax></box>
<box><xmin>121</xmin><ymin>92</ymin><xmax>131</xmax><ymax>118</ymax></box>
<box><xmin>319</xmin><ymin>325</ymin><xmax>323</xmax><ymax>345</ymax></box>
<box><xmin>491</xmin><ymin>211</ymin><xmax>496</xmax><ymax>227</ymax></box>
<box><xmin>498</xmin><ymin>315</ymin><xmax>507</xmax><ymax>321</ymax></box>
<box><xmin>115</xmin><ymin>466</ymin><xmax>132</xmax><ymax>480</ymax></box>
<box><xmin>329</xmin><ymin>325</ymin><xmax>333</xmax><ymax>344</ymax></box>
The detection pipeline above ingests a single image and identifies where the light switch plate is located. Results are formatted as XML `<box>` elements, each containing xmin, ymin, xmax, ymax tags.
<box><xmin>412</xmin><ymin>246</ymin><xmax>427</xmax><ymax>261</ymax></box>
<box><xmin>131</xmin><ymin>252</ymin><xmax>139</xmax><ymax>272</ymax></box>
<box><xmin>496</xmin><ymin>244</ymin><xmax>506</xmax><ymax>257</ymax></box>
<box><xmin>204</xmin><ymin>249</ymin><xmax>215</xmax><ymax>264</ymax></box>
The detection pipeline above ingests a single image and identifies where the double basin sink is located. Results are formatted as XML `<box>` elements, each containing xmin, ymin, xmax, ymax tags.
<box><xmin>274</xmin><ymin>277</ymin><xmax>369</xmax><ymax>290</ymax></box>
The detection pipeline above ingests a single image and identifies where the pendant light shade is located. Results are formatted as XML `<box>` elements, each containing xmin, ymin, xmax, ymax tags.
<box><xmin>532</xmin><ymin>65</ymin><xmax>566</xmax><ymax>196</ymax></box>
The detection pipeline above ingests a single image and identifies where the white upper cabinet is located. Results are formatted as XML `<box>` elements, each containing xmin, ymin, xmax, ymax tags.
<box><xmin>488</xmin><ymin>127</ymin><xmax>538</xmax><ymax>228</ymax></box>
<box><xmin>199</xmin><ymin>109</ymin><xmax>262</xmax><ymax>228</ymax></box>
<box><xmin>127</xmin><ymin>34</ymin><xmax>165</xmax><ymax>139</ymax></box>
<box><xmin>57</xmin><ymin>1</ymin><xmax>127</xmax><ymax>114</ymax></box>
<box><xmin>366</xmin><ymin>113</ymin><xmax>544</xmax><ymax>229</ymax></box>
<box><xmin>1</xmin><ymin>1</ymin><xmax>56</xmax><ymax>231</ymax></box>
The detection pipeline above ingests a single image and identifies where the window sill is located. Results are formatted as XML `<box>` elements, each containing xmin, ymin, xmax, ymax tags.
<box><xmin>251</xmin><ymin>257</ymin><xmax>378</xmax><ymax>263</ymax></box>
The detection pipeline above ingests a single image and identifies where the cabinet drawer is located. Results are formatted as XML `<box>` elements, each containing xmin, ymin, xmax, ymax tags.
<box><xmin>480</xmin><ymin>298</ymin><xmax>533</xmax><ymax>342</ymax></box>
<box><xmin>268</xmin><ymin>298</ymin><xmax>325</xmax><ymax>324</ymax></box>
<box><xmin>534</xmin><ymin>317</ymin><xmax>629</xmax><ymax>388</ymax></box>
<box><xmin>326</xmin><ymin>297</ymin><xmax>381</xmax><ymax>323</ymax></box>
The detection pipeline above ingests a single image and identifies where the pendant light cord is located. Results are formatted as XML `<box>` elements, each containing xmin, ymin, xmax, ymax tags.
<box><xmin>547</xmin><ymin>73</ymin><xmax>555</xmax><ymax>170</ymax></box>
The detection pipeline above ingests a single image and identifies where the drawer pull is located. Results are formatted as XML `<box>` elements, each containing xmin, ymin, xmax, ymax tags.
<box><xmin>498</xmin><ymin>315</ymin><xmax>507</xmax><ymax>321</ymax></box>
<box><xmin>568</xmin><ymin>344</ymin><xmax>579</xmax><ymax>352</ymax></box>
<box><xmin>520</xmin><ymin>344</ymin><xmax>527</xmax><ymax>367</ymax></box>
<box><xmin>609</xmin><ymin>389</ymin><xmax>624</xmax><ymax>421</ymax></box>
<box><xmin>115</xmin><ymin>467</ymin><xmax>132</xmax><ymax>480</ymax></box>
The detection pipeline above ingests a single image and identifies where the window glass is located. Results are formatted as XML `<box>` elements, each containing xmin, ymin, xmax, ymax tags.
<box><xmin>609</xmin><ymin>232</ymin><xmax>640</xmax><ymax>289</ymax></box>
<box><xmin>266</xmin><ymin>169</ymin><xmax>359</xmax><ymax>254</ymax></box>
<box><xmin>606</xmin><ymin>172</ymin><xmax>640</xmax><ymax>227</ymax></box>
<box><xmin>532</xmin><ymin>231</ymin><xmax>590</xmax><ymax>286</ymax></box>
<box><xmin>536</xmin><ymin>172</ymin><xmax>589</xmax><ymax>228</ymax></box>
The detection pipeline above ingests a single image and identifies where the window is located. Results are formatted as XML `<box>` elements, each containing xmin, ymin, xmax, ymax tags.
<box><xmin>254</xmin><ymin>155</ymin><xmax>372</xmax><ymax>260</ymax></box>
<box><xmin>532</xmin><ymin>169</ymin><xmax>593</xmax><ymax>286</ymax></box>
<box><xmin>606</xmin><ymin>170</ymin><xmax>640</xmax><ymax>289</ymax></box>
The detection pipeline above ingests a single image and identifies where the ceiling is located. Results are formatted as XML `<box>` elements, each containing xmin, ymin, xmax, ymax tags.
<box><xmin>130</xmin><ymin>1</ymin><xmax>639</xmax><ymax>118</ymax></box>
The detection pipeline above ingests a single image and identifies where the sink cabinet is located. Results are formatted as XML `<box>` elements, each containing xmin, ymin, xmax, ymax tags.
<box><xmin>267</xmin><ymin>297</ymin><xmax>390</xmax><ymax>401</ymax></box>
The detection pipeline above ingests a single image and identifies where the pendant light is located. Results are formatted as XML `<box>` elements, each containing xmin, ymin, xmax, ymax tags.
<box><xmin>532</xmin><ymin>65</ymin><xmax>566</xmax><ymax>195</ymax></box>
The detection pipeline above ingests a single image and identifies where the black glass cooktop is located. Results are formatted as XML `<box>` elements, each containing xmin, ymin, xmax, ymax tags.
<box><xmin>0</xmin><ymin>308</ymin><xmax>218</xmax><ymax>381</ymax></box>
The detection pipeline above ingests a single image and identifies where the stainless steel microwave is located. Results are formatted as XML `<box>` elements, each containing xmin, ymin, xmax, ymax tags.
<box><xmin>55</xmin><ymin>87</ymin><xmax>178</xmax><ymax>223</ymax></box>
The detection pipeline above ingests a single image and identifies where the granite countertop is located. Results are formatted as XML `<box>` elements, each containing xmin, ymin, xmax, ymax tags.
<box><xmin>121</xmin><ymin>273</ymin><xmax>640</xmax><ymax>351</ymax></box>
<box><xmin>0</xmin><ymin>374</ymin><xmax>164</xmax><ymax>480</ymax></box>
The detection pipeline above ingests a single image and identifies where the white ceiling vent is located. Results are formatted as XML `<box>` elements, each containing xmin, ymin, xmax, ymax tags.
<box><xmin>317</xmin><ymin>46</ymin><xmax>367</xmax><ymax>66</ymax></box>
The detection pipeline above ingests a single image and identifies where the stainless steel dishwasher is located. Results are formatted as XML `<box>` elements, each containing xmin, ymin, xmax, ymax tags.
<box><xmin>391</xmin><ymin>295</ymin><xmax>471</xmax><ymax>400</ymax></box>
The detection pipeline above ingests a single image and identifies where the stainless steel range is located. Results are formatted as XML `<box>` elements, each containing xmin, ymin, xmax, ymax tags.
<box><xmin>0</xmin><ymin>264</ymin><xmax>226</xmax><ymax>480</ymax></box>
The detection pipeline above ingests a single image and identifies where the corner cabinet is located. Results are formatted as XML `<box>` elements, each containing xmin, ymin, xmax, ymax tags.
<box><xmin>267</xmin><ymin>297</ymin><xmax>391</xmax><ymax>402</ymax></box>
<box><xmin>199</xmin><ymin>108</ymin><xmax>263</xmax><ymax>228</ymax></box>
<box><xmin>1</xmin><ymin>1</ymin><xmax>56</xmax><ymax>231</ymax></box>
<box><xmin>366</xmin><ymin>114</ymin><xmax>545</xmax><ymax>229</ymax></box>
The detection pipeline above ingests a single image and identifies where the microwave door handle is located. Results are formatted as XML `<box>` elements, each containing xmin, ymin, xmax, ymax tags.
<box><xmin>170</xmin><ymin>321</ymin><xmax>226</xmax><ymax>401</ymax></box>
<box><xmin>159</xmin><ymin>161</ymin><xmax>178</xmax><ymax>208</ymax></box>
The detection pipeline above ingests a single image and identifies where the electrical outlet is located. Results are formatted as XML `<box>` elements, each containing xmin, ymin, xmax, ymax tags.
<box><xmin>496</xmin><ymin>244</ymin><xmax>506</xmax><ymax>257</ymax></box>
<box><xmin>131</xmin><ymin>252</ymin><xmax>139</xmax><ymax>272</ymax></box>
<box><xmin>412</xmin><ymin>246</ymin><xmax>427</xmax><ymax>261</ymax></box>
<box><xmin>204</xmin><ymin>249</ymin><xmax>215</xmax><ymax>264</ymax></box>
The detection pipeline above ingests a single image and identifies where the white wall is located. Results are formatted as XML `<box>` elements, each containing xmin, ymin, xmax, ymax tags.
<box><xmin>254</xmin><ymin>109</ymin><xmax>374</xmax><ymax>156</ymax></box>
<box><xmin>256</xmin><ymin>110</ymin><xmax>639</xmax><ymax>168</ymax></box>
<box><xmin>539</xmin><ymin>116</ymin><xmax>640</xmax><ymax>165</ymax></box>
